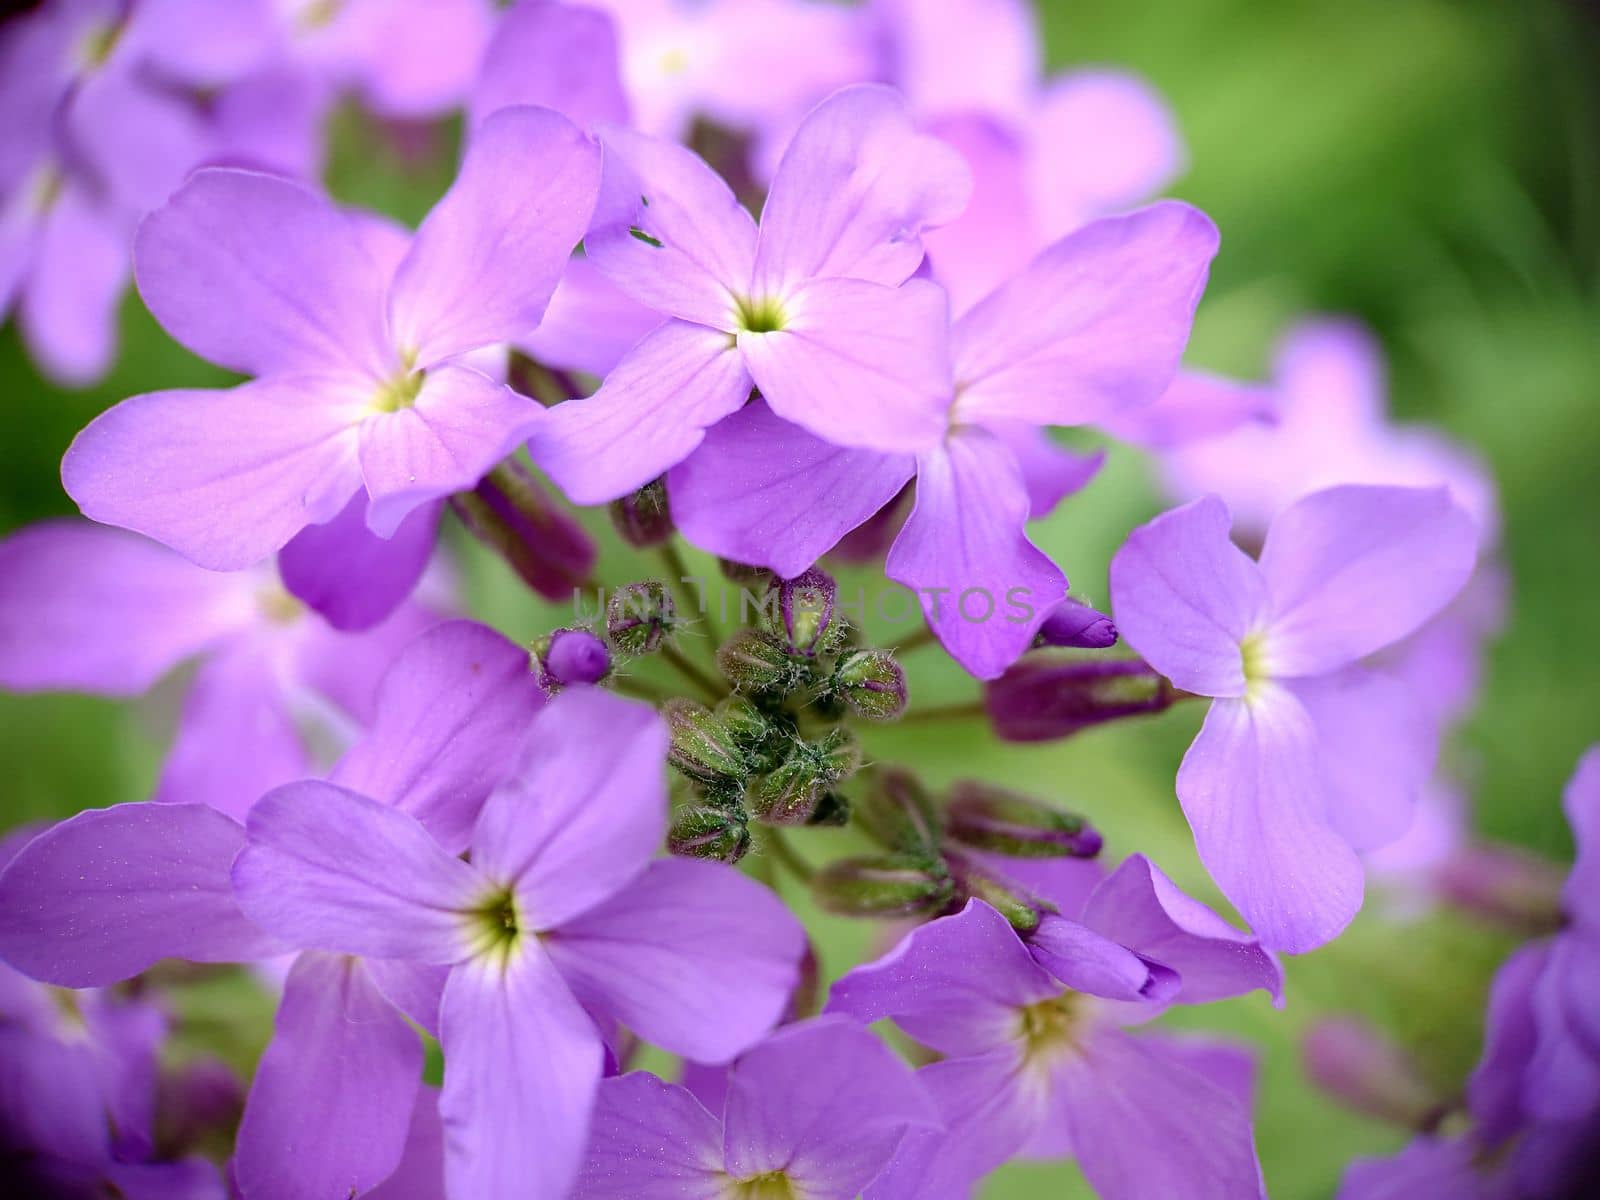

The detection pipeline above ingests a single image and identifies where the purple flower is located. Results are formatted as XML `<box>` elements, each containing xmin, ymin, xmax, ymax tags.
<box><xmin>540</xmin><ymin>628</ymin><xmax>612</xmax><ymax>688</ymax></box>
<box><xmin>670</xmin><ymin>201</ymin><xmax>1218</xmax><ymax>677</ymax></box>
<box><xmin>1110</xmin><ymin>484</ymin><xmax>1478</xmax><ymax>951</ymax></box>
<box><xmin>230</xmin><ymin>685</ymin><xmax>806</xmax><ymax>1197</ymax></box>
<box><xmin>0</xmin><ymin>519</ymin><xmax>444</xmax><ymax>818</ymax></box>
<box><xmin>574</xmin><ymin>1017</ymin><xmax>937</xmax><ymax>1199</ymax></box>
<box><xmin>827</xmin><ymin>853</ymin><xmax>1279</xmax><ymax>1199</ymax></box>
<box><xmin>530</xmin><ymin>83</ymin><xmax>972</xmax><ymax>502</ymax></box>
<box><xmin>62</xmin><ymin>104</ymin><xmax>600</xmax><ymax>605</ymax></box>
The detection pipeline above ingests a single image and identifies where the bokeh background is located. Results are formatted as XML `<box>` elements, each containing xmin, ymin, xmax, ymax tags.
<box><xmin>3</xmin><ymin>0</ymin><xmax>1598</xmax><ymax>1196</ymax></box>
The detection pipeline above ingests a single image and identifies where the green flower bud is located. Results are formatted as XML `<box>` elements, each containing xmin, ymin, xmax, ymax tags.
<box><xmin>605</xmin><ymin>581</ymin><xmax>678</xmax><ymax>655</ymax></box>
<box><xmin>831</xmin><ymin>648</ymin><xmax>908</xmax><ymax>720</ymax></box>
<box><xmin>769</xmin><ymin>568</ymin><xmax>836</xmax><ymax>657</ymax></box>
<box><xmin>944</xmin><ymin>782</ymin><xmax>1102</xmax><ymax>858</ymax></box>
<box><xmin>663</xmin><ymin>698</ymin><xmax>746</xmax><ymax>784</ymax></box>
<box><xmin>946</xmin><ymin>850</ymin><xmax>1049</xmax><ymax>934</ymax></box>
<box><xmin>812</xmin><ymin>853</ymin><xmax>954</xmax><ymax>917</ymax></box>
<box><xmin>854</xmin><ymin>768</ymin><xmax>941</xmax><ymax>852</ymax></box>
<box><xmin>806</xmin><ymin>790</ymin><xmax>850</xmax><ymax>827</ymax></box>
<box><xmin>748</xmin><ymin>730</ymin><xmax>859</xmax><ymax>826</ymax></box>
<box><xmin>716</xmin><ymin>629</ymin><xmax>802</xmax><ymax>695</ymax></box>
<box><xmin>668</xmin><ymin>806</ymin><xmax>751</xmax><ymax>864</ymax></box>
<box><xmin>609</xmin><ymin>479</ymin><xmax>673</xmax><ymax>548</ymax></box>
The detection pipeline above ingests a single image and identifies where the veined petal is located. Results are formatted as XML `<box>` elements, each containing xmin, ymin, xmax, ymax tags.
<box><xmin>468</xmin><ymin>0</ymin><xmax>629</xmax><ymax>131</ymax></box>
<box><xmin>951</xmin><ymin>202</ymin><xmax>1218</xmax><ymax>428</ymax></box>
<box><xmin>1109</xmin><ymin>495</ymin><xmax>1267</xmax><ymax>699</ymax></box>
<box><xmin>752</xmin><ymin>84</ymin><xmax>972</xmax><ymax>296</ymax></box>
<box><xmin>741</xmin><ymin>276</ymin><xmax>951</xmax><ymax>454</ymax></box>
<box><xmin>515</xmin><ymin>255</ymin><xmax>664</xmax><ymax>378</ymax></box>
<box><xmin>62</xmin><ymin>376</ymin><xmax>367</xmax><ymax>571</ymax></box>
<box><xmin>234</xmin><ymin>781</ymin><xmax>485</xmax><ymax>963</ymax></box>
<box><xmin>1177</xmin><ymin>691</ymin><xmax>1364</xmax><ymax>953</ymax></box>
<box><xmin>573</xmin><ymin>1072</ymin><xmax>725</xmax><ymax>1200</ymax></box>
<box><xmin>545</xmin><ymin>858</ymin><xmax>803</xmax><ymax>1063</ymax></box>
<box><xmin>986</xmin><ymin>421</ymin><xmax>1105</xmax><ymax>518</ymax></box>
<box><xmin>669</xmin><ymin>400</ymin><xmax>917</xmax><ymax>579</ymax></box>
<box><xmin>22</xmin><ymin>184</ymin><xmax>129</xmax><ymax>388</ymax></box>
<box><xmin>234</xmin><ymin>953</ymin><xmax>421</xmax><ymax>1200</ymax></box>
<box><xmin>532</xmin><ymin>320</ymin><xmax>752</xmax><ymax>505</ymax></box>
<box><xmin>279</xmin><ymin>493</ymin><xmax>443</xmax><ymax>633</ymax></box>
<box><xmin>1026</xmin><ymin>915</ymin><xmax>1179</xmax><ymax>1004</ymax></box>
<box><xmin>885</xmin><ymin>427</ymin><xmax>1065</xmax><ymax>680</ymax></box>
<box><xmin>133</xmin><ymin>168</ymin><xmax>392</xmax><ymax>378</ymax></box>
<box><xmin>586</xmin><ymin>123</ymin><xmax>757</xmax><ymax>328</ymax></box>
<box><xmin>1106</xmin><ymin>369</ymin><xmax>1275</xmax><ymax>452</ymax></box>
<box><xmin>388</xmin><ymin>106</ymin><xmax>601</xmax><ymax>366</ymax></box>
<box><xmin>1259</xmin><ymin>485</ymin><xmax>1478</xmax><ymax>677</ymax></box>
<box><xmin>0</xmin><ymin>803</ymin><xmax>285</xmax><ymax>987</ymax></box>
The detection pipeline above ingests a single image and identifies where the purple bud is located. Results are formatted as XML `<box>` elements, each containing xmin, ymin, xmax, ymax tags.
<box><xmin>663</xmin><ymin>698</ymin><xmax>747</xmax><ymax>783</ymax></box>
<box><xmin>831</xmin><ymin>648</ymin><xmax>907</xmax><ymax>720</ymax></box>
<box><xmin>770</xmin><ymin>568</ymin><xmax>836</xmax><ymax>656</ymax></box>
<box><xmin>155</xmin><ymin>1056</ymin><xmax>244</xmax><ymax>1156</ymax></box>
<box><xmin>1302</xmin><ymin>1018</ymin><xmax>1443</xmax><ymax>1130</ymax></box>
<box><xmin>984</xmin><ymin>658</ymin><xmax>1175</xmax><ymax>743</ymax></box>
<box><xmin>828</xmin><ymin>483</ymin><xmax>912</xmax><ymax>564</ymax></box>
<box><xmin>717</xmin><ymin>629</ymin><xmax>801</xmax><ymax>695</ymax></box>
<box><xmin>609</xmin><ymin>479</ymin><xmax>674</xmax><ymax>548</ymax></box>
<box><xmin>540</xmin><ymin>629</ymin><xmax>611</xmax><ymax>687</ymax></box>
<box><xmin>944</xmin><ymin>781</ymin><xmax>1102</xmax><ymax>858</ymax></box>
<box><xmin>1036</xmin><ymin>597</ymin><xmax>1118</xmax><ymax>649</ymax></box>
<box><xmin>606</xmin><ymin>580</ymin><xmax>678</xmax><ymax>655</ymax></box>
<box><xmin>668</xmin><ymin>806</ymin><xmax>751</xmax><ymax>864</ymax></box>
<box><xmin>451</xmin><ymin>460</ymin><xmax>595</xmax><ymax>599</ymax></box>
<box><xmin>1432</xmin><ymin>844</ymin><xmax>1566</xmax><ymax>936</ymax></box>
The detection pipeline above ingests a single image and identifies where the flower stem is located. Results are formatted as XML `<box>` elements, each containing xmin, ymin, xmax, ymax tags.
<box><xmin>762</xmin><ymin>827</ymin><xmax>815</xmax><ymax>883</ymax></box>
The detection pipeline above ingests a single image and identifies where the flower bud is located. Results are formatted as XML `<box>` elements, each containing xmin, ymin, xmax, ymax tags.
<box><xmin>984</xmin><ymin>657</ymin><xmax>1175</xmax><ymax>743</ymax></box>
<box><xmin>944</xmin><ymin>782</ymin><xmax>1102</xmax><ymax>858</ymax></box>
<box><xmin>831</xmin><ymin>648</ymin><xmax>908</xmax><ymax>720</ymax></box>
<box><xmin>537</xmin><ymin>628</ymin><xmax>611</xmax><ymax>688</ymax></box>
<box><xmin>606</xmin><ymin>580</ymin><xmax>678</xmax><ymax>655</ymax></box>
<box><xmin>812</xmin><ymin>852</ymin><xmax>954</xmax><ymax>917</ymax></box>
<box><xmin>451</xmin><ymin>460</ymin><xmax>595</xmax><ymax>599</ymax></box>
<box><xmin>719</xmin><ymin>558</ymin><xmax>771</xmax><ymax>586</ymax></box>
<box><xmin>945</xmin><ymin>851</ymin><xmax>1048</xmax><ymax>933</ymax></box>
<box><xmin>714</xmin><ymin>696</ymin><xmax>787</xmax><ymax>773</ymax></box>
<box><xmin>1302</xmin><ymin>1018</ymin><xmax>1443</xmax><ymax>1130</ymax></box>
<box><xmin>855</xmin><ymin>768</ymin><xmax>941</xmax><ymax>852</ymax></box>
<box><xmin>1432</xmin><ymin>844</ymin><xmax>1566</xmax><ymax>936</ymax></box>
<box><xmin>1035</xmin><ymin>597</ymin><xmax>1118</xmax><ymax>649</ymax></box>
<box><xmin>716</xmin><ymin>629</ymin><xmax>801</xmax><ymax>695</ymax></box>
<box><xmin>749</xmin><ymin>730</ymin><xmax>859</xmax><ymax>825</ymax></box>
<box><xmin>663</xmin><ymin>698</ymin><xmax>746</xmax><ymax>784</ymax></box>
<box><xmin>807</xmin><ymin>791</ymin><xmax>851</xmax><ymax>827</ymax></box>
<box><xmin>609</xmin><ymin>478</ymin><xmax>674</xmax><ymax>547</ymax></box>
<box><xmin>770</xmin><ymin>568</ymin><xmax>836</xmax><ymax>656</ymax></box>
<box><xmin>668</xmin><ymin>806</ymin><xmax>752</xmax><ymax>864</ymax></box>
<box><xmin>155</xmin><ymin>1056</ymin><xmax>244</xmax><ymax>1157</ymax></box>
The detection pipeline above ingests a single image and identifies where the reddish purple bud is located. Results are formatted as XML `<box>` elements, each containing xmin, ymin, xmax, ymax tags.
<box><xmin>770</xmin><ymin>568</ymin><xmax>837</xmax><ymax>657</ymax></box>
<box><xmin>1036</xmin><ymin>597</ymin><xmax>1118</xmax><ymax>649</ymax></box>
<box><xmin>1432</xmin><ymin>844</ymin><xmax>1566</xmax><ymax>936</ymax></box>
<box><xmin>1302</xmin><ymin>1018</ymin><xmax>1443</xmax><ymax>1130</ymax></box>
<box><xmin>828</xmin><ymin>482</ymin><xmax>912</xmax><ymax>565</ymax></box>
<box><xmin>944</xmin><ymin>781</ymin><xmax>1102</xmax><ymax>858</ymax></box>
<box><xmin>540</xmin><ymin>628</ymin><xmax>611</xmax><ymax>687</ymax></box>
<box><xmin>452</xmin><ymin>460</ymin><xmax>595</xmax><ymax>599</ymax></box>
<box><xmin>609</xmin><ymin>478</ymin><xmax>674</xmax><ymax>548</ymax></box>
<box><xmin>984</xmin><ymin>658</ymin><xmax>1176</xmax><ymax>743</ymax></box>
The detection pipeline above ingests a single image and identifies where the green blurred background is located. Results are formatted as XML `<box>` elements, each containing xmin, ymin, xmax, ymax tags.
<box><xmin>2</xmin><ymin>0</ymin><xmax>1598</xmax><ymax>1196</ymax></box>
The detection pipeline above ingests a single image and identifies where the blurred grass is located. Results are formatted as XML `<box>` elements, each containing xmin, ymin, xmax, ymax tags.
<box><xmin>1</xmin><ymin>1</ymin><xmax>1598</xmax><ymax>1197</ymax></box>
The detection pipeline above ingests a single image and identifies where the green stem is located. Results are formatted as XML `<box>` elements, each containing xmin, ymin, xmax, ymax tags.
<box><xmin>899</xmin><ymin>699</ymin><xmax>987</xmax><ymax>724</ymax></box>
<box><xmin>763</xmin><ymin>827</ymin><xmax>815</xmax><ymax>883</ymax></box>
<box><xmin>660</xmin><ymin>643</ymin><xmax>725</xmax><ymax>704</ymax></box>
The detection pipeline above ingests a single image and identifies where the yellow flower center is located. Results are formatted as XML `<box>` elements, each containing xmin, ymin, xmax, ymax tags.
<box><xmin>734</xmin><ymin>295</ymin><xmax>787</xmax><ymax>335</ymax></box>
<box><xmin>726</xmin><ymin>1172</ymin><xmax>798</xmax><ymax>1200</ymax></box>
<box><xmin>1016</xmin><ymin>992</ymin><xmax>1088</xmax><ymax>1065</ymax></box>
<box><xmin>464</xmin><ymin>885</ymin><xmax>525</xmax><ymax>966</ymax></box>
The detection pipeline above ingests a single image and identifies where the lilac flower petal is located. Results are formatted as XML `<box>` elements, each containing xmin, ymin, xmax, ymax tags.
<box><xmin>389</xmin><ymin>106</ymin><xmax>601</xmax><ymax>367</ymax></box>
<box><xmin>886</xmin><ymin>426</ymin><xmax>1065</xmax><ymax>679</ymax></box>
<box><xmin>365</xmin><ymin>1086</ymin><xmax>447</xmax><ymax>1200</ymax></box>
<box><xmin>346</xmin><ymin>0</ymin><xmax>494</xmax><ymax>117</ymax></box>
<box><xmin>119</xmin><ymin>0</ymin><xmax>274</xmax><ymax>85</ymax></box>
<box><xmin>288</xmin><ymin>597</ymin><xmax>448</xmax><ymax>728</ymax></box>
<box><xmin>516</xmin><ymin>255</ymin><xmax>664</xmax><ymax>377</ymax></box>
<box><xmin>62</xmin><ymin>376</ymin><xmax>366</xmax><ymax>571</ymax></box>
<box><xmin>1028</xmin><ymin>71</ymin><xmax>1186</xmax><ymax>241</ymax></box>
<box><xmin>1524</xmin><ymin>934</ymin><xmax>1600</xmax><ymax>1122</ymax></box>
<box><xmin>586</xmin><ymin>123</ymin><xmax>757</xmax><ymax>328</ymax></box>
<box><xmin>470</xmin><ymin>0</ymin><xmax>629</xmax><ymax>130</ymax></box>
<box><xmin>234</xmin><ymin>782</ymin><xmax>484</xmax><ymax>963</ymax></box>
<box><xmin>66</xmin><ymin>71</ymin><xmax>210</xmax><ymax>213</ymax></box>
<box><xmin>366</xmin><ymin>959</ymin><xmax>449</xmax><ymax>1041</ymax></box>
<box><xmin>359</xmin><ymin>364</ymin><xmax>545</xmax><ymax>537</ymax></box>
<box><xmin>22</xmin><ymin>186</ymin><xmax>129</xmax><ymax>387</ymax></box>
<box><xmin>0</xmin><ymin>1024</ymin><xmax>113</xmax><ymax>1165</ymax></box>
<box><xmin>440</xmin><ymin>950</ymin><xmax>605</xmax><ymax>1200</ymax></box>
<box><xmin>574</xmin><ymin>1072</ymin><xmax>725</xmax><ymax>1200</ymax></box>
<box><xmin>919</xmin><ymin>115</ymin><xmax>1034</xmax><ymax>315</ymax></box>
<box><xmin>150</xmin><ymin>645</ymin><xmax>308</xmax><ymax>822</ymax></box>
<box><xmin>752</xmin><ymin>84</ymin><xmax>971</xmax><ymax>296</ymax></box>
<box><xmin>1562</xmin><ymin>746</ymin><xmax>1600</xmax><ymax>929</ymax></box>
<box><xmin>104</xmin><ymin>1160</ymin><xmax>226</xmax><ymax>1200</ymax></box>
<box><xmin>1289</xmin><ymin>667</ymin><xmax>1435</xmax><ymax>852</ymax></box>
<box><xmin>1108</xmin><ymin>495</ymin><xmax>1267</xmax><ymax>698</ymax></box>
<box><xmin>951</xmin><ymin>202</ymin><xmax>1218</xmax><ymax>428</ymax></box>
<box><xmin>472</xmin><ymin>686</ymin><xmax>668</xmax><ymax>924</ymax></box>
<box><xmin>533</xmin><ymin>320</ymin><xmax>752</xmax><ymax>504</ymax></box>
<box><xmin>741</xmin><ymin>276</ymin><xmax>950</xmax><ymax>454</ymax></box>
<box><xmin>1467</xmin><ymin>940</ymin><xmax>1548</xmax><ymax>1143</ymax></box>
<box><xmin>1138</xmin><ymin>1032</ymin><xmax>1260</xmax><ymax>1110</ymax></box>
<box><xmin>1106</xmin><ymin>369</ymin><xmax>1276</xmax><ymax>451</ymax></box>
<box><xmin>1080</xmin><ymin>854</ymin><xmax>1284</xmax><ymax>1005</ymax></box>
<box><xmin>987</xmin><ymin>421</ymin><xmax>1106</xmax><ymax>518</ymax></box>
<box><xmin>333</xmin><ymin>620</ymin><xmax>545</xmax><ymax>853</ymax></box>
<box><xmin>877</xmin><ymin>0</ymin><xmax>1039</xmax><ymax>122</ymax></box>
<box><xmin>0</xmin><ymin>803</ymin><xmax>284</xmax><ymax>987</ymax></box>
<box><xmin>1338</xmin><ymin>1136</ymin><xmax>1495</xmax><ymax>1200</ymax></box>
<box><xmin>207</xmin><ymin>64</ymin><xmax>328</xmax><ymax>181</ymax></box>
<box><xmin>235</xmin><ymin>953</ymin><xmax>421</xmax><ymax>1200</ymax></box>
<box><xmin>827</xmin><ymin>900</ymin><xmax>1059</xmax><ymax>1056</ymax></box>
<box><xmin>1259</xmin><ymin>485</ymin><xmax>1478</xmax><ymax>677</ymax></box>
<box><xmin>133</xmin><ymin>168</ymin><xmax>392</xmax><ymax>378</ymax></box>
<box><xmin>722</xmin><ymin>1017</ymin><xmax>938</xmax><ymax>1197</ymax></box>
<box><xmin>280</xmin><ymin>494</ymin><xmax>442</xmax><ymax>632</ymax></box>
<box><xmin>669</xmin><ymin>400</ymin><xmax>917</xmax><ymax>579</ymax></box>
<box><xmin>1054</xmin><ymin>1027</ymin><xmax>1266</xmax><ymax>1200</ymax></box>
<box><xmin>0</xmin><ymin>521</ymin><xmax>251</xmax><ymax>696</ymax></box>
<box><xmin>1177</xmin><ymin>691</ymin><xmax>1364</xmax><ymax>953</ymax></box>
<box><xmin>546</xmin><ymin>858</ymin><xmax>802</xmax><ymax>1063</ymax></box>
<box><xmin>1027</xmin><ymin>915</ymin><xmax>1179</xmax><ymax>1003</ymax></box>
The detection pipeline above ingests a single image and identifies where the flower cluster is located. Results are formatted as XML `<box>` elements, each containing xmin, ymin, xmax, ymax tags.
<box><xmin>0</xmin><ymin>2</ymin><xmax>1586</xmax><ymax>1199</ymax></box>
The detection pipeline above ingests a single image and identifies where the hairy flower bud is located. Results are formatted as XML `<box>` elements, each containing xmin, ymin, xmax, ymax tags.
<box><xmin>807</xmin><ymin>791</ymin><xmax>851</xmax><ymax>827</ymax></box>
<box><xmin>663</xmin><ymin>698</ymin><xmax>746</xmax><ymax>784</ymax></box>
<box><xmin>855</xmin><ymin>768</ymin><xmax>941</xmax><ymax>852</ymax></box>
<box><xmin>536</xmin><ymin>628</ymin><xmax>611</xmax><ymax>688</ymax></box>
<box><xmin>1035</xmin><ymin>597</ymin><xmax>1118</xmax><ymax>649</ymax></box>
<box><xmin>812</xmin><ymin>852</ymin><xmax>954</xmax><ymax>918</ymax></box>
<box><xmin>609</xmin><ymin>478</ymin><xmax>674</xmax><ymax>548</ymax></box>
<box><xmin>606</xmin><ymin>580</ymin><xmax>678</xmax><ymax>655</ymax></box>
<box><xmin>451</xmin><ymin>460</ymin><xmax>596</xmax><ymax>599</ymax></box>
<box><xmin>719</xmin><ymin>558</ymin><xmax>771</xmax><ymax>586</ymax></box>
<box><xmin>668</xmin><ymin>805</ymin><xmax>752</xmax><ymax>864</ymax></box>
<box><xmin>749</xmin><ymin>730</ymin><xmax>859</xmax><ymax>825</ymax></box>
<box><xmin>770</xmin><ymin>568</ymin><xmax>836</xmax><ymax>656</ymax></box>
<box><xmin>984</xmin><ymin>657</ymin><xmax>1175</xmax><ymax>742</ymax></box>
<box><xmin>716</xmin><ymin>629</ymin><xmax>800</xmax><ymax>694</ymax></box>
<box><xmin>715</xmin><ymin>696</ymin><xmax>786</xmax><ymax>773</ymax></box>
<box><xmin>945</xmin><ymin>851</ymin><xmax>1049</xmax><ymax>933</ymax></box>
<box><xmin>831</xmin><ymin>648</ymin><xmax>908</xmax><ymax>720</ymax></box>
<box><xmin>944</xmin><ymin>782</ymin><xmax>1102</xmax><ymax>858</ymax></box>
